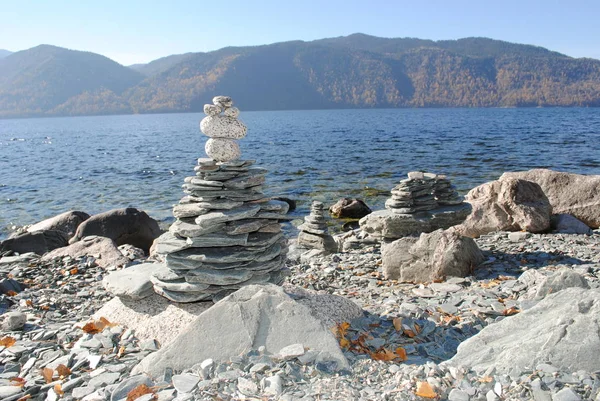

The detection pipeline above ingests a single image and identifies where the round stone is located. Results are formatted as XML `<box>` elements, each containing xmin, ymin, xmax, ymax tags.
<box><xmin>213</xmin><ymin>95</ymin><xmax>233</xmax><ymax>108</ymax></box>
<box><xmin>223</xmin><ymin>107</ymin><xmax>240</xmax><ymax>118</ymax></box>
<box><xmin>205</xmin><ymin>138</ymin><xmax>241</xmax><ymax>162</ymax></box>
<box><xmin>200</xmin><ymin>115</ymin><xmax>247</xmax><ymax>139</ymax></box>
<box><xmin>203</xmin><ymin>104</ymin><xmax>221</xmax><ymax>116</ymax></box>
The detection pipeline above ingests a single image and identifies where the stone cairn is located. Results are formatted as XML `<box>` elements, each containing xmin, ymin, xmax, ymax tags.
<box><xmin>297</xmin><ymin>201</ymin><xmax>337</xmax><ymax>252</ymax></box>
<box><xmin>385</xmin><ymin>171</ymin><xmax>463</xmax><ymax>213</ymax></box>
<box><xmin>151</xmin><ymin>96</ymin><xmax>290</xmax><ymax>303</ymax></box>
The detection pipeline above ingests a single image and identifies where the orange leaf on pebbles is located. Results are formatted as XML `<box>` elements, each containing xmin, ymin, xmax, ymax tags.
<box><xmin>42</xmin><ymin>367</ymin><xmax>54</xmax><ymax>383</ymax></box>
<box><xmin>395</xmin><ymin>347</ymin><xmax>407</xmax><ymax>361</ymax></box>
<box><xmin>392</xmin><ymin>317</ymin><xmax>403</xmax><ymax>331</ymax></box>
<box><xmin>0</xmin><ymin>336</ymin><xmax>16</xmax><ymax>347</ymax></box>
<box><xmin>126</xmin><ymin>384</ymin><xmax>156</xmax><ymax>401</ymax></box>
<box><xmin>415</xmin><ymin>381</ymin><xmax>437</xmax><ymax>398</ymax></box>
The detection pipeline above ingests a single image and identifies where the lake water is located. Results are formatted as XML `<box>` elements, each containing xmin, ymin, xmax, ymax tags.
<box><xmin>1</xmin><ymin>108</ymin><xmax>600</xmax><ymax>237</ymax></box>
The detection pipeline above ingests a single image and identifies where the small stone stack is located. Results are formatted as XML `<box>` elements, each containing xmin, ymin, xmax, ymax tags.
<box><xmin>385</xmin><ymin>172</ymin><xmax>438</xmax><ymax>213</ymax></box>
<box><xmin>151</xmin><ymin>96</ymin><xmax>290</xmax><ymax>303</ymax></box>
<box><xmin>297</xmin><ymin>201</ymin><xmax>337</xmax><ymax>252</ymax></box>
<box><xmin>433</xmin><ymin>175</ymin><xmax>463</xmax><ymax>205</ymax></box>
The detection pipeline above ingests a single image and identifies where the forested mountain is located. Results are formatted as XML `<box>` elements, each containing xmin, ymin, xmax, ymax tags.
<box><xmin>1</xmin><ymin>35</ymin><xmax>600</xmax><ymax>118</ymax></box>
<box><xmin>0</xmin><ymin>45</ymin><xmax>144</xmax><ymax>117</ymax></box>
<box><xmin>0</xmin><ymin>50</ymin><xmax>12</xmax><ymax>59</ymax></box>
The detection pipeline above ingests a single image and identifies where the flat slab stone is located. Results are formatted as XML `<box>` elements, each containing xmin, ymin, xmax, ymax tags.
<box><xmin>133</xmin><ymin>284</ymin><xmax>350</xmax><ymax>377</ymax></box>
<box><xmin>446</xmin><ymin>287</ymin><xmax>600</xmax><ymax>373</ymax></box>
<box><xmin>186</xmin><ymin>232</ymin><xmax>248</xmax><ymax>248</ymax></box>
<box><xmin>359</xmin><ymin>203</ymin><xmax>471</xmax><ymax>239</ymax></box>
<box><xmin>152</xmin><ymin>232</ymin><xmax>189</xmax><ymax>255</ymax></box>
<box><xmin>195</xmin><ymin>204</ymin><xmax>261</xmax><ymax>227</ymax></box>
<box><xmin>103</xmin><ymin>263</ymin><xmax>167</xmax><ymax>300</ymax></box>
<box><xmin>224</xmin><ymin>219</ymin><xmax>274</xmax><ymax>235</ymax></box>
<box><xmin>93</xmin><ymin>295</ymin><xmax>211</xmax><ymax>346</ymax></box>
<box><xmin>180</xmin><ymin>198</ymin><xmax>244</xmax><ymax>210</ymax></box>
<box><xmin>172</xmin><ymin>203</ymin><xmax>211</xmax><ymax>219</ymax></box>
<box><xmin>167</xmin><ymin>242</ymin><xmax>282</xmax><ymax>266</ymax></box>
<box><xmin>183</xmin><ymin>268</ymin><xmax>255</xmax><ymax>285</ymax></box>
<box><xmin>170</xmin><ymin>220</ymin><xmax>225</xmax><ymax>238</ymax></box>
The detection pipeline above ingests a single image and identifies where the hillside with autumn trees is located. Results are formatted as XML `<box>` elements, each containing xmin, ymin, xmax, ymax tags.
<box><xmin>1</xmin><ymin>34</ymin><xmax>600</xmax><ymax>118</ymax></box>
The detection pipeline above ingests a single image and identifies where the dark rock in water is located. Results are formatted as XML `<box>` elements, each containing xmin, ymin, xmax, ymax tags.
<box><xmin>454</xmin><ymin>178</ymin><xmax>552</xmax><ymax>238</ymax></box>
<box><xmin>273</xmin><ymin>197</ymin><xmax>296</xmax><ymax>212</ymax></box>
<box><xmin>329</xmin><ymin>198</ymin><xmax>372</xmax><ymax>219</ymax></box>
<box><xmin>501</xmin><ymin>169</ymin><xmax>600</xmax><ymax>228</ymax></box>
<box><xmin>70</xmin><ymin>208</ymin><xmax>162</xmax><ymax>253</ymax></box>
<box><xmin>0</xmin><ymin>229</ymin><xmax>68</xmax><ymax>255</ymax></box>
<box><xmin>382</xmin><ymin>228</ymin><xmax>484</xmax><ymax>283</ymax></box>
<box><xmin>27</xmin><ymin>210</ymin><xmax>90</xmax><ymax>240</ymax></box>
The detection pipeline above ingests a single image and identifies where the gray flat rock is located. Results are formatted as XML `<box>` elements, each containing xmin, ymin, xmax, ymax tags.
<box><xmin>133</xmin><ymin>284</ymin><xmax>349</xmax><ymax>377</ymax></box>
<box><xmin>172</xmin><ymin>203</ymin><xmax>210</xmax><ymax>219</ymax></box>
<box><xmin>152</xmin><ymin>232</ymin><xmax>189</xmax><ymax>255</ymax></box>
<box><xmin>186</xmin><ymin>232</ymin><xmax>248</xmax><ymax>248</ymax></box>
<box><xmin>167</xmin><ymin>242</ymin><xmax>282</xmax><ymax>265</ymax></box>
<box><xmin>446</xmin><ymin>287</ymin><xmax>600</xmax><ymax>373</ymax></box>
<box><xmin>224</xmin><ymin>219</ymin><xmax>274</xmax><ymax>235</ymax></box>
<box><xmin>182</xmin><ymin>268</ymin><xmax>255</xmax><ymax>285</ymax></box>
<box><xmin>170</xmin><ymin>219</ymin><xmax>225</xmax><ymax>238</ymax></box>
<box><xmin>103</xmin><ymin>263</ymin><xmax>166</xmax><ymax>300</ymax></box>
<box><xmin>195</xmin><ymin>204</ymin><xmax>261</xmax><ymax>227</ymax></box>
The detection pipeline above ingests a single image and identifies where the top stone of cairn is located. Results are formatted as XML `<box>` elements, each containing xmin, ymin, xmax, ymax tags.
<box><xmin>200</xmin><ymin>96</ymin><xmax>247</xmax><ymax>162</ymax></box>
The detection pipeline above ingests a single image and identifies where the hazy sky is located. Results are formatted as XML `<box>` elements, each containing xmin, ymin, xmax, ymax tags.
<box><xmin>1</xmin><ymin>0</ymin><xmax>599</xmax><ymax>65</ymax></box>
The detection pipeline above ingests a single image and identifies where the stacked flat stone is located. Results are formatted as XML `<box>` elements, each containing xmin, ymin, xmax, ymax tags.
<box><xmin>150</xmin><ymin>96</ymin><xmax>290</xmax><ymax>303</ymax></box>
<box><xmin>385</xmin><ymin>171</ymin><xmax>438</xmax><ymax>213</ymax></box>
<box><xmin>433</xmin><ymin>174</ymin><xmax>463</xmax><ymax>205</ymax></box>
<box><xmin>297</xmin><ymin>201</ymin><xmax>337</xmax><ymax>252</ymax></box>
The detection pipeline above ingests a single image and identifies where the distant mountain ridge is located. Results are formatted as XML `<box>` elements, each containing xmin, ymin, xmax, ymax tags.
<box><xmin>1</xmin><ymin>35</ymin><xmax>600</xmax><ymax>118</ymax></box>
<box><xmin>0</xmin><ymin>49</ymin><xmax>12</xmax><ymax>59</ymax></box>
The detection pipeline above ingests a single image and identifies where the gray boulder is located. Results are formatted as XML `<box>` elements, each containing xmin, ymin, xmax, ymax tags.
<box><xmin>551</xmin><ymin>214</ymin><xmax>592</xmax><ymax>235</ymax></box>
<box><xmin>382</xmin><ymin>229</ymin><xmax>484</xmax><ymax>283</ymax></box>
<box><xmin>0</xmin><ymin>230</ymin><xmax>68</xmax><ymax>255</ymax></box>
<box><xmin>454</xmin><ymin>178</ymin><xmax>552</xmax><ymax>238</ymax></box>
<box><xmin>132</xmin><ymin>284</ymin><xmax>356</xmax><ymax>377</ymax></box>
<box><xmin>27</xmin><ymin>211</ymin><xmax>90</xmax><ymax>240</ymax></box>
<box><xmin>447</xmin><ymin>287</ymin><xmax>600</xmax><ymax>373</ymax></box>
<box><xmin>535</xmin><ymin>268</ymin><xmax>590</xmax><ymax>299</ymax></box>
<box><xmin>1</xmin><ymin>311</ymin><xmax>27</xmax><ymax>331</ymax></box>
<box><xmin>70</xmin><ymin>208</ymin><xmax>162</xmax><ymax>253</ymax></box>
<box><xmin>42</xmin><ymin>236</ymin><xmax>129</xmax><ymax>268</ymax></box>
<box><xmin>501</xmin><ymin>169</ymin><xmax>600</xmax><ymax>228</ymax></box>
<box><xmin>103</xmin><ymin>263</ymin><xmax>167</xmax><ymax>300</ymax></box>
<box><xmin>359</xmin><ymin>203</ymin><xmax>471</xmax><ymax>240</ymax></box>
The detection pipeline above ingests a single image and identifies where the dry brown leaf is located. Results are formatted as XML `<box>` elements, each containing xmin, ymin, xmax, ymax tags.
<box><xmin>16</xmin><ymin>395</ymin><xmax>32</xmax><ymax>401</ymax></box>
<box><xmin>54</xmin><ymin>384</ymin><xmax>64</xmax><ymax>396</ymax></box>
<box><xmin>56</xmin><ymin>364</ymin><xmax>71</xmax><ymax>378</ymax></box>
<box><xmin>10</xmin><ymin>377</ymin><xmax>26</xmax><ymax>387</ymax></box>
<box><xmin>0</xmin><ymin>336</ymin><xmax>16</xmax><ymax>347</ymax></box>
<box><xmin>478</xmin><ymin>376</ymin><xmax>493</xmax><ymax>383</ymax></box>
<box><xmin>415</xmin><ymin>381</ymin><xmax>437</xmax><ymax>398</ymax></box>
<box><xmin>70</xmin><ymin>268</ymin><xmax>78</xmax><ymax>275</ymax></box>
<box><xmin>395</xmin><ymin>347</ymin><xmax>407</xmax><ymax>361</ymax></box>
<box><xmin>403</xmin><ymin>328</ymin><xmax>416</xmax><ymax>338</ymax></box>
<box><xmin>25</xmin><ymin>300</ymin><xmax>33</xmax><ymax>307</ymax></box>
<box><xmin>339</xmin><ymin>337</ymin><xmax>350</xmax><ymax>349</ymax></box>
<box><xmin>126</xmin><ymin>384</ymin><xmax>156</xmax><ymax>401</ymax></box>
<box><xmin>117</xmin><ymin>345</ymin><xmax>126</xmax><ymax>358</ymax></box>
<box><xmin>370</xmin><ymin>348</ymin><xmax>397</xmax><ymax>361</ymax></box>
<box><xmin>42</xmin><ymin>367</ymin><xmax>54</xmax><ymax>383</ymax></box>
<box><xmin>99</xmin><ymin>317</ymin><xmax>115</xmax><ymax>327</ymax></box>
<box><xmin>414</xmin><ymin>323</ymin><xmax>421</xmax><ymax>334</ymax></box>
<box><xmin>392</xmin><ymin>317</ymin><xmax>403</xmax><ymax>332</ymax></box>
<box><xmin>503</xmin><ymin>307</ymin><xmax>520</xmax><ymax>316</ymax></box>
<box><xmin>6</xmin><ymin>290</ymin><xmax>17</xmax><ymax>296</ymax></box>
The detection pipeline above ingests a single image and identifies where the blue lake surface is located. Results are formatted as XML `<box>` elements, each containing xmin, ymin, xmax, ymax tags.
<box><xmin>1</xmin><ymin>108</ymin><xmax>599</xmax><ymax>237</ymax></box>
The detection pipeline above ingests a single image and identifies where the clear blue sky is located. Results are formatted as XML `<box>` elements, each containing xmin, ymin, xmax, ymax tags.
<box><xmin>1</xmin><ymin>0</ymin><xmax>599</xmax><ymax>65</ymax></box>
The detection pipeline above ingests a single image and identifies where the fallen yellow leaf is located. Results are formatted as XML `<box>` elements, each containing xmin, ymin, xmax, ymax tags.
<box><xmin>415</xmin><ymin>381</ymin><xmax>437</xmax><ymax>398</ymax></box>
